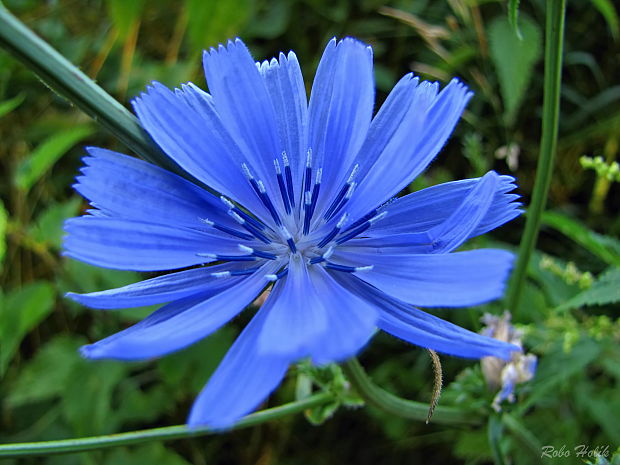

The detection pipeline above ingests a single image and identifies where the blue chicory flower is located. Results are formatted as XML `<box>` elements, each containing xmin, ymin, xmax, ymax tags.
<box><xmin>64</xmin><ymin>37</ymin><xmax>523</xmax><ymax>428</ymax></box>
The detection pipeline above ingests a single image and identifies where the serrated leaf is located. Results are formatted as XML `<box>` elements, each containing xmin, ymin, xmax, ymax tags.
<box><xmin>296</xmin><ymin>361</ymin><xmax>363</xmax><ymax>425</ymax></box>
<box><xmin>304</xmin><ymin>400</ymin><xmax>341</xmax><ymax>425</ymax></box>
<box><xmin>557</xmin><ymin>267</ymin><xmax>620</xmax><ymax>310</ymax></box>
<box><xmin>0</xmin><ymin>281</ymin><xmax>56</xmax><ymax>374</ymax></box>
<box><xmin>15</xmin><ymin>124</ymin><xmax>94</xmax><ymax>191</ymax></box>
<box><xmin>488</xmin><ymin>15</ymin><xmax>542</xmax><ymax>126</ymax></box>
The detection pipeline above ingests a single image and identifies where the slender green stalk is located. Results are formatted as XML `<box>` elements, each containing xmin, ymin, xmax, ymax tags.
<box><xmin>342</xmin><ymin>358</ymin><xmax>482</xmax><ymax>425</ymax></box>
<box><xmin>0</xmin><ymin>392</ymin><xmax>333</xmax><ymax>458</ymax></box>
<box><xmin>0</xmin><ymin>2</ymin><xmax>182</xmax><ymax>176</ymax></box>
<box><xmin>488</xmin><ymin>414</ymin><xmax>507</xmax><ymax>465</ymax></box>
<box><xmin>506</xmin><ymin>0</ymin><xmax>567</xmax><ymax>313</ymax></box>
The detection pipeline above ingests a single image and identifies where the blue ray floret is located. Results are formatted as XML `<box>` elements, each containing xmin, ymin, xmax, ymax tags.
<box><xmin>64</xmin><ymin>37</ymin><xmax>523</xmax><ymax>429</ymax></box>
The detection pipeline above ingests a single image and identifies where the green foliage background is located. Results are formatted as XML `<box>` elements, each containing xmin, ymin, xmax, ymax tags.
<box><xmin>0</xmin><ymin>0</ymin><xmax>619</xmax><ymax>463</ymax></box>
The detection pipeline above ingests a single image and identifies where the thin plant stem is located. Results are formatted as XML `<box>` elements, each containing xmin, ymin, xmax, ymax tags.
<box><xmin>0</xmin><ymin>392</ymin><xmax>333</xmax><ymax>458</ymax></box>
<box><xmin>0</xmin><ymin>2</ymin><xmax>183</xmax><ymax>177</ymax></box>
<box><xmin>342</xmin><ymin>358</ymin><xmax>481</xmax><ymax>426</ymax></box>
<box><xmin>506</xmin><ymin>0</ymin><xmax>567</xmax><ymax>313</ymax></box>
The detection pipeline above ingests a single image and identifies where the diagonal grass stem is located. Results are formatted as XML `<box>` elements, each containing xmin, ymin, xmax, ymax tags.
<box><xmin>0</xmin><ymin>2</ymin><xmax>183</xmax><ymax>176</ymax></box>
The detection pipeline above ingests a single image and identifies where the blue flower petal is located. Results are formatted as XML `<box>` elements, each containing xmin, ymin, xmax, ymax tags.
<box><xmin>63</xmin><ymin>216</ymin><xmax>246</xmax><ymax>271</ymax></box>
<box><xmin>422</xmin><ymin>170</ymin><xmax>499</xmax><ymax>252</ymax></box>
<box><xmin>344</xmin><ymin>78</ymin><xmax>472</xmax><ymax>221</ymax></box>
<box><xmin>80</xmin><ymin>262</ymin><xmax>279</xmax><ymax>360</ymax></box>
<box><xmin>308</xmin><ymin>38</ymin><xmax>375</xmax><ymax>217</ymax></box>
<box><xmin>337</xmin><ymin>274</ymin><xmax>519</xmax><ymax>360</ymax></box>
<box><xmin>369</xmin><ymin>173</ymin><xmax>522</xmax><ymax>239</ymax></box>
<box><xmin>75</xmin><ymin>147</ymin><xmax>235</xmax><ymax>229</ymax></box>
<box><xmin>332</xmin><ymin>248</ymin><xmax>514</xmax><ymax>307</ymax></box>
<box><xmin>67</xmin><ymin>262</ymin><xmax>250</xmax><ymax>309</ymax></box>
<box><xmin>132</xmin><ymin>82</ymin><xmax>268</xmax><ymax>218</ymax></box>
<box><xmin>188</xmin><ymin>303</ymin><xmax>290</xmax><ymax>429</ymax></box>
<box><xmin>342</xmin><ymin>73</ymin><xmax>419</xmax><ymax>181</ymax></box>
<box><xmin>344</xmin><ymin>171</ymin><xmax>502</xmax><ymax>254</ymax></box>
<box><xmin>308</xmin><ymin>266</ymin><xmax>377</xmax><ymax>365</ymax></box>
<box><xmin>258</xmin><ymin>51</ymin><xmax>308</xmax><ymax>203</ymax></box>
<box><xmin>202</xmin><ymin>39</ymin><xmax>282</xmax><ymax>202</ymax></box>
<box><xmin>257</xmin><ymin>258</ymin><xmax>328</xmax><ymax>358</ymax></box>
<box><xmin>341</xmin><ymin>234</ymin><xmax>435</xmax><ymax>254</ymax></box>
<box><xmin>378</xmin><ymin>307</ymin><xmax>518</xmax><ymax>360</ymax></box>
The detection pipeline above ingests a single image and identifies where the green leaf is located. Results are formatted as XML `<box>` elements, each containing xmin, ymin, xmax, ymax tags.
<box><xmin>106</xmin><ymin>0</ymin><xmax>146</xmax><ymax>40</ymax></box>
<box><xmin>541</xmin><ymin>211</ymin><xmax>620</xmax><ymax>266</ymax></box>
<box><xmin>0</xmin><ymin>199</ymin><xmax>7</xmax><ymax>267</ymax></box>
<box><xmin>29</xmin><ymin>197</ymin><xmax>82</xmax><ymax>249</ymax></box>
<box><xmin>488</xmin><ymin>414</ymin><xmax>508</xmax><ymax>465</ymax></box>
<box><xmin>61</xmin><ymin>259</ymin><xmax>141</xmax><ymax>296</ymax></box>
<box><xmin>520</xmin><ymin>338</ymin><xmax>602</xmax><ymax>412</ymax></box>
<box><xmin>158</xmin><ymin>326</ymin><xmax>235</xmax><ymax>393</ymax></box>
<box><xmin>60</xmin><ymin>361</ymin><xmax>128</xmax><ymax>435</ymax></box>
<box><xmin>114</xmin><ymin>382</ymin><xmax>171</xmax><ymax>425</ymax></box>
<box><xmin>6</xmin><ymin>335</ymin><xmax>84</xmax><ymax>407</ymax></box>
<box><xmin>557</xmin><ymin>267</ymin><xmax>620</xmax><ymax>310</ymax></box>
<box><xmin>0</xmin><ymin>281</ymin><xmax>55</xmax><ymax>374</ymax></box>
<box><xmin>245</xmin><ymin>0</ymin><xmax>290</xmax><ymax>39</ymax></box>
<box><xmin>185</xmin><ymin>0</ymin><xmax>252</xmax><ymax>56</ymax></box>
<box><xmin>591</xmin><ymin>0</ymin><xmax>620</xmax><ymax>40</ymax></box>
<box><xmin>297</xmin><ymin>361</ymin><xmax>364</xmax><ymax>425</ymax></box>
<box><xmin>575</xmin><ymin>380</ymin><xmax>620</xmax><ymax>441</ymax></box>
<box><xmin>0</xmin><ymin>92</ymin><xmax>24</xmax><ymax>117</ymax></box>
<box><xmin>488</xmin><ymin>14</ymin><xmax>542</xmax><ymax>126</ymax></box>
<box><xmin>15</xmin><ymin>124</ymin><xmax>94</xmax><ymax>191</ymax></box>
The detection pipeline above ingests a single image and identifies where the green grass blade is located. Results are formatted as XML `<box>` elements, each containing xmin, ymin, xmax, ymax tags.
<box><xmin>506</xmin><ymin>0</ymin><xmax>567</xmax><ymax>314</ymax></box>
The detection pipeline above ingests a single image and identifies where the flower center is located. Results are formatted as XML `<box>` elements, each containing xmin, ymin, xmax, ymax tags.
<box><xmin>200</xmin><ymin>148</ymin><xmax>388</xmax><ymax>281</ymax></box>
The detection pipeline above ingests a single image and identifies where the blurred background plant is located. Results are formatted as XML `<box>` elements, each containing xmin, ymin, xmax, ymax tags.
<box><xmin>0</xmin><ymin>0</ymin><xmax>618</xmax><ymax>464</ymax></box>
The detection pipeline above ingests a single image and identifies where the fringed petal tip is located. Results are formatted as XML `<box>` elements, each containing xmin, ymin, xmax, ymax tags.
<box><xmin>480</xmin><ymin>341</ymin><xmax>523</xmax><ymax>361</ymax></box>
<box><xmin>79</xmin><ymin>344</ymin><xmax>97</xmax><ymax>360</ymax></box>
<box><xmin>202</xmin><ymin>37</ymin><xmax>247</xmax><ymax>60</ymax></box>
<box><xmin>64</xmin><ymin>291</ymin><xmax>79</xmax><ymax>302</ymax></box>
<box><xmin>79</xmin><ymin>342</ymin><xmax>144</xmax><ymax>362</ymax></box>
<box><xmin>335</xmin><ymin>36</ymin><xmax>373</xmax><ymax>54</ymax></box>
